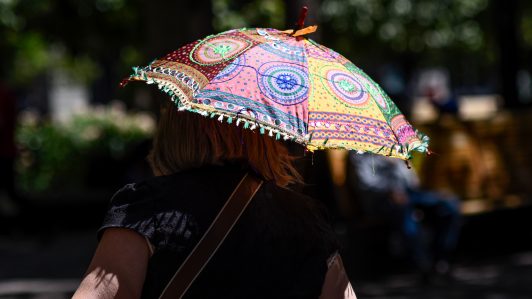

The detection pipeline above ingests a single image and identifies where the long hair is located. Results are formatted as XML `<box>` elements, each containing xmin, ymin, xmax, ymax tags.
<box><xmin>148</xmin><ymin>103</ymin><xmax>302</xmax><ymax>187</ymax></box>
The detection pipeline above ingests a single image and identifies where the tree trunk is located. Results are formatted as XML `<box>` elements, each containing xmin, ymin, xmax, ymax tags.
<box><xmin>495</xmin><ymin>0</ymin><xmax>522</xmax><ymax>109</ymax></box>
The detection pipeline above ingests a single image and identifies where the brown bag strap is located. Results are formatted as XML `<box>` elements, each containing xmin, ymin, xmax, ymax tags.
<box><xmin>159</xmin><ymin>172</ymin><xmax>263</xmax><ymax>299</ymax></box>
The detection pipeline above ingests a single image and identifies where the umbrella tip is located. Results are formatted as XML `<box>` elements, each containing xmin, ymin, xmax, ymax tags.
<box><xmin>296</xmin><ymin>6</ymin><xmax>308</xmax><ymax>30</ymax></box>
<box><xmin>119</xmin><ymin>78</ymin><xmax>129</xmax><ymax>88</ymax></box>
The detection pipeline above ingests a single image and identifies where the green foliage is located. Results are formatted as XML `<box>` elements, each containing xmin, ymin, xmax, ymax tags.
<box><xmin>318</xmin><ymin>0</ymin><xmax>499</xmax><ymax>87</ymax></box>
<box><xmin>17</xmin><ymin>120</ymin><xmax>78</xmax><ymax>192</ymax></box>
<box><xmin>16</xmin><ymin>106</ymin><xmax>155</xmax><ymax>193</ymax></box>
<box><xmin>321</xmin><ymin>0</ymin><xmax>489</xmax><ymax>53</ymax></box>
<box><xmin>212</xmin><ymin>0</ymin><xmax>285</xmax><ymax>31</ymax></box>
<box><xmin>523</xmin><ymin>4</ymin><xmax>532</xmax><ymax>50</ymax></box>
<box><xmin>0</xmin><ymin>0</ymin><xmax>144</xmax><ymax>86</ymax></box>
<box><xmin>6</xmin><ymin>31</ymin><xmax>50</xmax><ymax>84</ymax></box>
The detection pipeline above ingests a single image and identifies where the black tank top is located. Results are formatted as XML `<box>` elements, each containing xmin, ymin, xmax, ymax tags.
<box><xmin>99</xmin><ymin>164</ymin><xmax>339</xmax><ymax>298</ymax></box>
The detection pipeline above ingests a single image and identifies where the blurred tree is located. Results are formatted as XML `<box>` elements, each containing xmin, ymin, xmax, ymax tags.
<box><xmin>0</xmin><ymin>0</ymin><xmax>212</xmax><ymax>102</ymax></box>
<box><xmin>0</xmin><ymin>0</ymin><xmax>144</xmax><ymax>87</ymax></box>
<box><xmin>0</xmin><ymin>0</ymin><xmax>213</xmax><ymax>106</ymax></box>
<box><xmin>521</xmin><ymin>1</ymin><xmax>532</xmax><ymax>104</ymax></box>
<box><xmin>523</xmin><ymin>1</ymin><xmax>532</xmax><ymax>52</ymax></box>
<box><xmin>320</xmin><ymin>0</ymin><xmax>493</xmax><ymax>84</ymax></box>
<box><xmin>494</xmin><ymin>0</ymin><xmax>522</xmax><ymax>108</ymax></box>
<box><xmin>321</xmin><ymin>0</ymin><xmax>489</xmax><ymax>53</ymax></box>
<box><xmin>320</xmin><ymin>0</ymin><xmax>529</xmax><ymax>109</ymax></box>
<box><xmin>141</xmin><ymin>0</ymin><xmax>212</xmax><ymax>110</ymax></box>
<box><xmin>212</xmin><ymin>0</ymin><xmax>285</xmax><ymax>31</ymax></box>
<box><xmin>2</xmin><ymin>0</ymin><xmax>528</xmax><ymax>108</ymax></box>
<box><xmin>144</xmin><ymin>0</ymin><xmax>212</xmax><ymax>59</ymax></box>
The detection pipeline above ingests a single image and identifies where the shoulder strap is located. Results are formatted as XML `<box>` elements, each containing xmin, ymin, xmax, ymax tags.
<box><xmin>159</xmin><ymin>172</ymin><xmax>263</xmax><ymax>299</ymax></box>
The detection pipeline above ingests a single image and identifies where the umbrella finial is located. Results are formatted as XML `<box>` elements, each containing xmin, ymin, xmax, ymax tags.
<box><xmin>119</xmin><ymin>78</ymin><xmax>129</xmax><ymax>88</ymax></box>
<box><xmin>296</xmin><ymin>6</ymin><xmax>308</xmax><ymax>30</ymax></box>
<box><xmin>282</xmin><ymin>6</ymin><xmax>317</xmax><ymax>38</ymax></box>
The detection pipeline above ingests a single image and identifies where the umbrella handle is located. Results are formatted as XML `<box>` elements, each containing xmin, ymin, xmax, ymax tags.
<box><xmin>296</xmin><ymin>6</ymin><xmax>308</xmax><ymax>30</ymax></box>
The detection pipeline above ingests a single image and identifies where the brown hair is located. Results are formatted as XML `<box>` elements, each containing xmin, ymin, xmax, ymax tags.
<box><xmin>148</xmin><ymin>103</ymin><xmax>302</xmax><ymax>187</ymax></box>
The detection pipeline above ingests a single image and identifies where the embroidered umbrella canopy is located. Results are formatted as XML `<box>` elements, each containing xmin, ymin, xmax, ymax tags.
<box><xmin>122</xmin><ymin>17</ymin><xmax>428</xmax><ymax>160</ymax></box>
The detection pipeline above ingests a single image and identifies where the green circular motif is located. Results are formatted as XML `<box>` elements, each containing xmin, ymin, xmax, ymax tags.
<box><xmin>344</xmin><ymin>62</ymin><xmax>390</xmax><ymax>113</ymax></box>
<box><xmin>190</xmin><ymin>35</ymin><xmax>253</xmax><ymax>66</ymax></box>
<box><xmin>338</xmin><ymin>79</ymin><xmax>356</xmax><ymax>92</ymax></box>
<box><xmin>318</xmin><ymin>65</ymin><xmax>371</xmax><ymax>110</ymax></box>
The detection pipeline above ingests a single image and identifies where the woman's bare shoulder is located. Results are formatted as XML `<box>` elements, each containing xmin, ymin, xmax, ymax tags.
<box><xmin>73</xmin><ymin>228</ymin><xmax>150</xmax><ymax>299</ymax></box>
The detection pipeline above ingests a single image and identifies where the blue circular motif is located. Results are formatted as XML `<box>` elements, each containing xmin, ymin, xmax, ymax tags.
<box><xmin>211</xmin><ymin>55</ymin><xmax>245</xmax><ymax>83</ymax></box>
<box><xmin>258</xmin><ymin>62</ymin><xmax>309</xmax><ymax>106</ymax></box>
<box><xmin>276</xmin><ymin>74</ymin><xmax>297</xmax><ymax>90</ymax></box>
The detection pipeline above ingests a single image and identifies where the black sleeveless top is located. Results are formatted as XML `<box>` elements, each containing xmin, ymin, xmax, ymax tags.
<box><xmin>99</xmin><ymin>165</ymin><xmax>339</xmax><ymax>298</ymax></box>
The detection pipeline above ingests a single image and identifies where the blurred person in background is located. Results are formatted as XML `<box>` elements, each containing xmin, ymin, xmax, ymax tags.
<box><xmin>418</xmin><ymin>69</ymin><xmax>459</xmax><ymax>117</ymax></box>
<box><xmin>349</xmin><ymin>152</ymin><xmax>461</xmax><ymax>283</ymax></box>
<box><xmin>0</xmin><ymin>82</ymin><xmax>19</xmax><ymax>218</ymax></box>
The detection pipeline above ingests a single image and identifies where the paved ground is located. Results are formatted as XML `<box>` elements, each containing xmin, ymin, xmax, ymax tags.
<box><xmin>354</xmin><ymin>251</ymin><xmax>532</xmax><ymax>299</ymax></box>
<box><xmin>1</xmin><ymin>231</ymin><xmax>532</xmax><ymax>299</ymax></box>
<box><xmin>0</xmin><ymin>201</ymin><xmax>531</xmax><ymax>298</ymax></box>
<box><xmin>0</xmin><ymin>231</ymin><xmax>94</xmax><ymax>299</ymax></box>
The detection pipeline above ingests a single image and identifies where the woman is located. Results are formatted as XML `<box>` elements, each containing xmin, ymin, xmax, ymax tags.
<box><xmin>74</xmin><ymin>103</ymin><xmax>340</xmax><ymax>298</ymax></box>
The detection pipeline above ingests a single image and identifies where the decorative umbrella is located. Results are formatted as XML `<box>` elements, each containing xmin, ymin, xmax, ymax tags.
<box><xmin>122</xmin><ymin>9</ymin><xmax>428</xmax><ymax>160</ymax></box>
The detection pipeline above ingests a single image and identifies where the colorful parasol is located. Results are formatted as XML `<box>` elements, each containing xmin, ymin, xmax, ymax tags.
<box><xmin>122</xmin><ymin>15</ymin><xmax>428</xmax><ymax>160</ymax></box>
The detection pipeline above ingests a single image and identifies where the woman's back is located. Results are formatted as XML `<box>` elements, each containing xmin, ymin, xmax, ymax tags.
<box><xmin>100</xmin><ymin>164</ymin><xmax>339</xmax><ymax>298</ymax></box>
